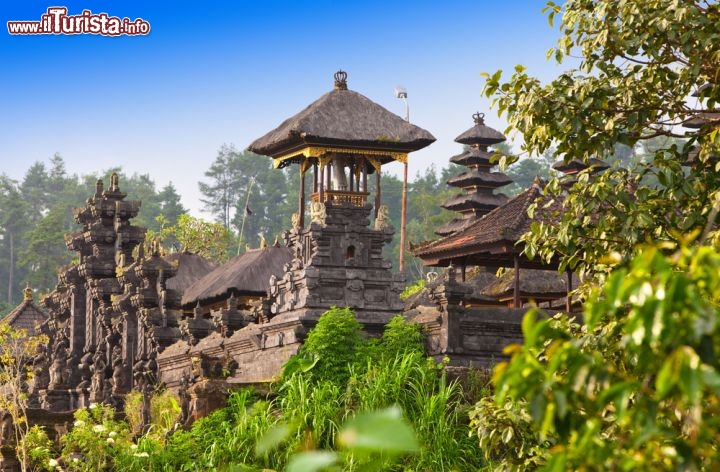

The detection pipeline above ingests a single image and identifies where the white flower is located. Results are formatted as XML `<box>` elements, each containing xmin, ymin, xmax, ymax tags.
<box><xmin>130</xmin><ymin>444</ymin><xmax>138</xmax><ymax>450</ymax></box>
<box><xmin>89</xmin><ymin>403</ymin><xmax>98</xmax><ymax>409</ymax></box>
<box><xmin>106</xmin><ymin>437</ymin><xmax>115</xmax><ymax>444</ymax></box>
<box><xmin>73</xmin><ymin>420</ymin><xmax>84</xmax><ymax>427</ymax></box>
<box><xmin>48</xmin><ymin>458</ymin><xmax>58</xmax><ymax>467</ymax></box>
<box><xmin>92</xmin><ymin>424</ymin><xmax>105</xmax><ymax>433</ymax></box>
<box><xmin>133</xmin><ymin>452</ymin><xmax>149</xmax><ymax>458</ymax></box>
<box><xmin>108</xmin><ymin>431</ymin><xmax>117</xmax><ymax>438</ymax></box>
<box><xmin>72</xmin><ymin>457</ymin><xmax>79</xmax><ymax>463</ymax></box>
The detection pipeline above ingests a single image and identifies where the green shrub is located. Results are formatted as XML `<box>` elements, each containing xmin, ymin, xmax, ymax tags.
<box><xmin>399</xmin><ymin>279</ymin><xmax>425</xmax><ymax>300</ymax></box>
<box><xmin>300</xmin><ymin>306</ymin><xmax>363</xmax><ymax>384</ymax></box>
<box><xmin>379</xmin><ymin>314</ymin><xmax>425</xmax><ymax>358</ymax></box>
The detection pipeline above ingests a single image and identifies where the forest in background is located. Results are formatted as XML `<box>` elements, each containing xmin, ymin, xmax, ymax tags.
<box><xmin>0</xmin><ymin>137</ymin><xmax>670</xmax><ymax>316</ymax></box>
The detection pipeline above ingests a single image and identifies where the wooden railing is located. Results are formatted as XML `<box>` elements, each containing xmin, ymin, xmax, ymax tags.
<box><xmin>311</xmin><ymin>191</ymin><xmax>369</xmax><ymax>207</ymax></box>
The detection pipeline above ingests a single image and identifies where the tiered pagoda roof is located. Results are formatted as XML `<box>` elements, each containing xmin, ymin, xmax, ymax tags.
<box><xmin>436</xmin><ymin>112</ymin><xmax>512</xmax><ymax>236</ymax></box>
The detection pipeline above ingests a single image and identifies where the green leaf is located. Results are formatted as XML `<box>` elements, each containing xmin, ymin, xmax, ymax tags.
<box><xmin>286</xmin><ymin>451</ymin><xmax>339</xmax><ymax>472</ymax></box>
<box><xmin>255</xmin><ymin>423</ymin><xmax>292</xmax><ymax>456</ymax></box>
<box><xmin>337</xmin><ymin>406</ymin><xmax>419</xmax><ymax>454</ymax></box>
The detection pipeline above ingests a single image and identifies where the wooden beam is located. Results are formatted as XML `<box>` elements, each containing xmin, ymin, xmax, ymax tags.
<box><xmin>566</xmin><ymin>269</ymin><xmax>573</xmax><ymax>313</ymax></box>
<box><xmin>513</xmin><ymin>255</ymin><xmax>520</xmax><ymax>308</ymax></box>
<box><xmin>299</xmin><ymin>168</ymin><xmax>306</xmax><ymax>228</ymax></box>
<box><xmin>400</xmin><ymin>161</ymin><xmax>408</xmax><ymax>273</ymax></box>
<box><xmin>375</xmin><ymin>168</ymin><xmax>381</xmax><ymax>219</ymax></box>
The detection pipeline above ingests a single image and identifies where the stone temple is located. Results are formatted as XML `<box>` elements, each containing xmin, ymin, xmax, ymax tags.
<box><xmin>5</xmin><ymin>72</ymin><xmax>576</xmax><ymax>444</ymax></box>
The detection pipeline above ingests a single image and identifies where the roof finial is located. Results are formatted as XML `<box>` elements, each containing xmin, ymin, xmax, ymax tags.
<box><xmin>334</xmin><ymin>70</ymin><xmax>348</xmax><ymax>90</ymax></box>
<box><xmin>110</xmin><ymin>172</ymin><xmax>120</xmax><ymax>192</ymax></box>
<box><xmin>23</xmin><ymin>284</ymin><xmax>33</xmax><ymax>302</ymax></box>
<box><xmin>472</xmin><ymin>112</ymin><xmax>485</xmax><ymax>125</ymax></box>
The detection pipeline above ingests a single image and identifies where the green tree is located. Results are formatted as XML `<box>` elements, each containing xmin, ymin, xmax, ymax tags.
<box><xmin>504</xmin><ymin>148</ymin><xmax>557</xmax><ymax>196</ymax></box>
<box><xmin>199</xmin><ymin>144</ymin><xmax>243</xmax><ymax>230</ymax></box>
<box><xmin>0</xmin><ymin>324</ymin><xmax>49</xmax><ymax>472</ymax></box>
<box><xmin>482</xmin><ymin>0</ymin><xmax>720</xmax><ymax>279</ymax></box>
<box><xmin>230</xmin><ymin>151</ymin><xmax>293</xmax><ymax>250</ymax></box>
<box><xmin>0</xmin><ymin>177</ymin><xmax>30</xmax><ymax>305</ymax></box>
<box><xmin>153</xmin><ymin>214</ymin><xmax>233</xmax><ymax>264</ymax></box>
<box><xmin>156</xmin><ymin>182</ymin><xmax>186</xmax><ymax>227</ymax></box>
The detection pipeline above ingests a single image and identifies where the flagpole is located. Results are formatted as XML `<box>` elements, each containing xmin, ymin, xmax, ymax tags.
<box><xmin>237</xmin><ymin>176</ymin><xmax>256</xmax><ymax>255</ymax></box>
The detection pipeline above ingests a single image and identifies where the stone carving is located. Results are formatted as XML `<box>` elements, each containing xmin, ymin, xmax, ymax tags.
<box><xmin>48</xmin><ymin>335</ymin><xmax>70</xmax><ymax>389</ymax></box>
<box><xmin>374</xmin><ymin>205</ymin><xmax>390</xmax><ymax>230</ymax></box>
<box><xmin>309</xmin><ymin>201</ymin><xmax>327</xmax><ymax>227</ymax></box>
<box><xmin>0</xmin><ymin>414</ymin><xmax>12</xmax><ymax>447</ymax></box>
<box><xmin>291</xmin><ymin>213</ymin><xmax>301</xmax><ymax>229</ymax></box>
<box><xmin>178</xmin><ymin>373</ymin><xmax>191</xmax><ymax>426</ymax></box>
<box><xmin>111</xmin><ymin>346</ymin><xmax>126</xmax><ymax>394</ymax></box>
<box><xmin>426</xmin><ymin>271</ymin><xmax>439</xmax><ymax>283</ymax></box>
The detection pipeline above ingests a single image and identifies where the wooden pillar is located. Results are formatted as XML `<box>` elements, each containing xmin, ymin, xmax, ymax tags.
<box><xmin>362</xmin><ymin>160</ymin><xmax>368</xmax><ymax>192</ymax></box>
<box><xmin>461</xmin><ymin>264</ymin><xmax>466</xmax><ymax>282</ymax></box>
<box><xmin>513</xmin><ymin>255</ymin><xmax>521</xmax><ymax>308</ymax></box>
<box><xmin>375</xmin><ymin>168</ymin><xmax>381</xmax><ymax>218</ymax></box>
<box><xmin>565</xmin><ymin>269</ymin><xmax>573</xmax><ymax>313</ymax></box>
<box><xmin>299</xmin><ymin>168</ymin><xmax>306</xmax><ymax>228</ymax></box>
<box><xmin>313</xmin><ymin>163</ymin><xmax>318</xmax><ymax>193</ymax></box>
<box><xmin>399</xmin><ymin>161</ymin><xmax>408</xmax><ymax>273</ymax></box>
<box><xmin>319</xmin><ymin>164</ymin><xmax>325</xmax><ymax>203</ymax></box>
<box><xmin>326</xmin><ymin>161</ymin><xmax>332</xmax><ymax>192</ymax></box>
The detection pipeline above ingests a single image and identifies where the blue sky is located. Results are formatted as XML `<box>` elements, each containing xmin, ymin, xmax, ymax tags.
<box><xmin>1</xmin><ymin>1</ymin><xmax>563</xmax><ymax>215</ymax></box>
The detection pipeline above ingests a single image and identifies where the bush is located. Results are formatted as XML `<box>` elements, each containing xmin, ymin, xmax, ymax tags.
<box><xmin>472</xmin><ymin>243</ymin><xmax>720</xmax><ymax>470</ymax></box>
<box><xmin>300</xmin><ymin>306</ymin><xmax>363</xmax><ymax>384</ymax></box>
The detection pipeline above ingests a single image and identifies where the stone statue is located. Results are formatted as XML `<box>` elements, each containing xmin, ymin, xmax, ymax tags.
<box><xmin>374</xmin><ymin>205</ymin><xmax>390</xmax><ymax>230</ymax></box>
<box><xmin>90</xmin><ymin>352</ymin><xmax>106</xmax><ymax>400</ymax></box>
<box><xmin>0</xmin><ymin>414</ymin><xmax>12</xmax><ymax>447</ymax></box>
<box><xmin>111</xmin><ymin>346</ymin><xmax>125</xmax><ymax>394</ymax></box>
<box><xmin>49</xmin><ymin>341</ymin><xmax>69</xmax><ymax>389</ymax></box>
<box><xmin>309</xmin><ymin>201</ymin><xmax>327</xmax><ymax>227</ymax></box>
<box><xmin>178</xmin><ymin>373</ymin><xmax>191</xmax><ymax>426</ymax></box>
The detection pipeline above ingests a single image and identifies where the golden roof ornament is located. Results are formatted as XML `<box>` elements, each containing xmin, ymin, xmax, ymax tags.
<box><xmin>334</xmin><ymin>70</ymin><xmax>348</xmax><ymax>90</ymax></box>
<box><xmin>23</xmin><ymin>285</ymin><xmax>33</xmax><ymax>301</ymax></box>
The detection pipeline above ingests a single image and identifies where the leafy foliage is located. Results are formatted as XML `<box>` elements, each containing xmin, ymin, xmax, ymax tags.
<box><xmin>472</xmin><ymin>241</ymin><xmax>720</xmax><ymax>470</ymax></box>
<box><xmin>482</xmin><ymin>0</ymin><xmax>720</xmax><ymax>280</ymax></box>
<box><xmin>298</xmin><ymin>306</ymin><xmax>363</xmax><ymax>384</ymax></box>
<box><xmin>0</xmin><ymin>324</ymin><xmax>48</xmax><ymax>472</ymax></box>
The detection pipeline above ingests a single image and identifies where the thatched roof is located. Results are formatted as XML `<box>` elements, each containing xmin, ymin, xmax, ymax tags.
<box><xmin>2</xmin><ymin>291</ymin><xmax>48</xmax><ymax>335</ymax></box>
<box><xmin>435</xmin><ymin>217</ymin><xmax>473</xmax><ymax>237</ymax></box>
<box><xmin>415</xmin><ymin>181</ymin><xmax>563</xmax><ymax>269</ymax></box>
<box><xmin>455</xmin><ymin>112</ymin><xmax>506</xmax><ymax>146</ymax></box>
<box><xmin>446</xmin><ymin>170</ymin><xmax>513</xmax><ymax>189</ymax></box>
<box><xmin>163</xmin><ymin>253</ymin><xmax>216</xmax><ymax>293</ymax></box>
<box><xmin>480</xmin><ymin>269</ymin><xmax>570</xmax><ymax>300</ymax></box>
<box><xmin>181</xmin><ymin>246</ymin><xmax>293</xmax><ymax>306</ymax></box>
<box><xmin>248</xmin><ymin>71</ymin><xmax>435</xmax><ymax>159</ymax></box>
<box><xmin>441</xmin><ymin>192</ymin><xmax>508</xmax><ymax>213</ymax></box>
<box><xmin>449</xmin><ymin>148</ymin><xmax>495</xmax><ymax>167</ymax></box>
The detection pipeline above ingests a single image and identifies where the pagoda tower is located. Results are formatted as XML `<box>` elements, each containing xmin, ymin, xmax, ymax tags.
<box><xmin>436</xmin><ymin>112</ymin><xmax>512</xmax><ymax>236</ymax></box>
<box><xmin>247</xmin><ymin>70</ymin><xmax>435</xmax><ymax>336</ymax></box>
